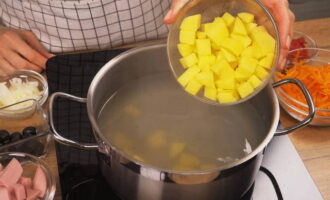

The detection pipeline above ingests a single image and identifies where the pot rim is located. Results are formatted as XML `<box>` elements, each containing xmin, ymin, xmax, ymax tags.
<box><xmin>87</xmin><ymin>44</ymin><xmax>280</xmax><ymax>175</ymax></box>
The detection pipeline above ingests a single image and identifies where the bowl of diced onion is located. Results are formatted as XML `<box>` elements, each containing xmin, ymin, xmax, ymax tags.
<box><xmin>0</xmin><ymin>70</ymin><xmax>48</xmax><ymax>118</ymax></box>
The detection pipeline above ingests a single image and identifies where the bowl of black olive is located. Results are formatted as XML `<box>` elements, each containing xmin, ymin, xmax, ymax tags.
<box><xmin>0</xmin><ymin>100</ymin><xmax>51</xmax><ymax>158</ymax></box>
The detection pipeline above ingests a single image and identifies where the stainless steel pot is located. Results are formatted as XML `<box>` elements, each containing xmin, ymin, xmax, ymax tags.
<box><xmin>49</xmin><ymin>44</ymin><xmax>315</xmax><ymax>200</ymax></box>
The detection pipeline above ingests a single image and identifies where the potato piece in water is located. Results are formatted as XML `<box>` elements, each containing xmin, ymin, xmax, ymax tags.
<box><xmin>124</xmin><ymin>104</ymin><xmax>141</xmax><ymax>117</ymax></box>
<box><xmin>113</xmin><ymin>132</ymin><xmax>133</xmax><ymax>153</ymax></box>
<box><xmin>169</xmin><ymin>142</ymin><xmax>186</xmax><ymax>158</ymax></box>
<box><xmin>147</xmin><ymin>130</ymin><xmax>167</xmax><ymax>149</ymax></box>
<box><xmin>177</xmin><ymin>152</ymin><xmax>201</xmax><ymax>169</ymax></box>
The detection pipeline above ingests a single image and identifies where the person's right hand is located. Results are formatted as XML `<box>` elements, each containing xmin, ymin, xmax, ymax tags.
<box><xmin>0</xmin><ymin>27</ymin><xmax>53</xmax><ymax>75</ymax></box>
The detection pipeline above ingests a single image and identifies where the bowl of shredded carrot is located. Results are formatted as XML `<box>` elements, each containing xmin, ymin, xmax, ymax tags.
<box><xmin>275</xmin><ymin>48</ymin><xmax>330</xmax><ymax>126</ymax></box>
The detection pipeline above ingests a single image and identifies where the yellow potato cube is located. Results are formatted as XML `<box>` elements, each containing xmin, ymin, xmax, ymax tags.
<box><xmin>241</xmin><ymin>46</ymin><xmax>254</xmax><ymax>58</ymax></box>
<box><xmin>124</xmin><ymin>104</ymin><xmax>141</xmax><ymax>117</ymax></box>
<box><xmin>196</xmin><ymin>39</ymin><xmax>212</xmax><ymax>56</ymax></box>
<box><xmin>217</xmin><ymin>90</ymin><xmax>239</xmax><ymax>103</ymax></box>
<box><xmin>251</xmin><ymin>44</ymin><xmax>264</xmax><ymax>59</ymax></box>
<box><xmin>177</xmin><ymin>67</ymin><xmax>200</xmax><ymax>87</ymax></box>
<box><xmin>220</xmin><ymin>65</ymin><xmax>235</xmax><ymax>79</ymax></box>
<box><xmin>211</xmin><ymin>41</ymin><xmax>221</xmax><ymax>51</ymax></box>
<box><xmin>179</xmin><ymin>58</ymin><xmax>190</xmax><ymax>68</ymax></box>
<box><xmin>255</xmin><ymin>66</ymin><xmax>269</xmax><ymax>79</ymax></box>
<box><xmin>216</xmin><ymin>77</ymin><xmax>236</xmax><ymax>90</ymax></box>
<box><xmin>180</xmin><ymin>30</ymin><xmax>196</xmax><ymax>45</ymax></box>
<box><xmin>258</xmin><ymin>53</ymin><xmax>274</xmax><ymax>69</ymax></box>
<box><xmin>178</xmin><ymin>153</ymin><xmax>201</xmax><ymax>168</ymax></box>
<box><xmin>250</xmin><ymin>28</ymin><xmax>275</xmax><ymax>56</ymax></box>
<box><xmin>205</xmin><ymin>17</ymin><xmax>229</xmax><ymax>46</ymax></box>
<box><xmin>180</xmin><ymin>14</ymin><xmax>201</xmax><ymax>31</ymax></box>
<box><xmin>237</xmin><ymin>56</ymin><xmax>258</xmax><ymax>76</ymax></box>
<box><xmin>198</xmin><ymin>55</ymin><xmax>216</xmax><ymax>70</ymax></box>
<box><xmin>221</xmin><ymin>48</ymin><xmax>237</xmax><ymax>64</ymax></box>
<box><xmin>180</xmin><ymin>53</ymin><xmax>198</xmax><ymax>68</ymax></box>
<box><xmin>235</xmin><ymin>69</ymin><xmax>250</xmax><ymax>82</ymax></box>
<box><xmin>197</xmin><ymin>31</ymin><xmax>207</xmax><ymax>39</ymax></box>
<box><xmin>132</xmin><ymin>155</ymin><xmax>144</xmax><ymax>162</ymax></box>
<box><xmin>222</xmin><ymin>12</ymin><xmax>235</xmax><ymax>27</ymax></box>
<box><xmin>185</xmin><ymin>78</ymin><xmax>203</xmax><ymax>95</ymax></box>
<box><xmin>196</xmin><ymin>71</ymin><xmax>214</xmax><ymax>87</ymax></box>
<box><xmin>147</xmin><ymin>130</ymin><xmax>167</xmax><ymax>149</ymax></box>
<box><xmin>220</xmin><ymin>37</ymin><xmax>245</xmax><ymax>56</ymax></box>
<box><xmin>201</xmin><ymin>23</ymin><xmax>212</xmax><ymax>32</ymax></box>
<box><xmin>231</xmin><ymin>34</ymin><xmax>252</xmax><ymax>48</ymax></box>
<box><xmin>177</xmin><ymin>43</ymin><xmax>194</xmax><ymax>57</ymax></box>
<box><xmin>248</xmin><ymin>75</ymin><xmax>262</xmax><ymax>89</ymax></box>
<box><xmin>170</xmin><ymin>142</ymin><xmax>186</xmax><ymax>158</ymax></box>
<box><xmin>211</xmin><ymin>59</ymin><xmax>231</xmax><ymax>76</ymax></box>
<box><xmin>232</xmin><ymin>17</ymin><xmax>247</xmax><ymax>35</ymax></box>
<box><xmin>237</xmin><ymin>82</ymin><xmax>254</xmax><ymax>98</ymax></box>
<box><xmin>204</xmin><ymin>86</ymin><xmax>217</xmax><ymax>101</ymax></box>
<box><xmin>216</xmin><ymin>51</ymin><xmax>225</xmax><ymax>62</ymax></box>
<box><xmin>245</xmin><ymin>23</ymin><xmax>257</xmax><ymax>33</ymax></box>
<box><xmin>113</xmin><ymin>132</ymin><xmax>133</xmax><ymax>152</ymax></box>
<box><xmin>238</xmin><ymin>12</ymin><xmax>255</xmax><ymax>23</ymax></box>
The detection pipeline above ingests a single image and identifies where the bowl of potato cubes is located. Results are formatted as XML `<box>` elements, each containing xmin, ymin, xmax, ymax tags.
<box><xmin>167</xmin><ymin>0</ymin><xmax>280</xmax><ymax>105</ymax></box>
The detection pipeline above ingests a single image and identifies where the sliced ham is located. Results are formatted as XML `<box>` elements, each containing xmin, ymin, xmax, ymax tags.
<box><xmin>12</xmin><ymin>184</ymin><xmax>26</xmax><ymax>200</ymax></box>
<box><xmin>18</xmin><ymin>177</ymin><xmax>32</xmax><ymax>189</ymax></box>
<box><xmin>0</xmin><ymin>187</ymin><xmax>10</xmax><ymax>200</ymax></box>
<box><xmin>26</xmin><ymin>188</ymin><xmax>41</xmax><ymax>200</ymax></box>
<box><xmin>0</xmin><ymin>158</ymin><xmax>23</xmax><ymax>187</ymax></box>
<box><xmin>32</xmin><ymin>166</ymin><xmax>46</xmax><ymax>198</ymax></box>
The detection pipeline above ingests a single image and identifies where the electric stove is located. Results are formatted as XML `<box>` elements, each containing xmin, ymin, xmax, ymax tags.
<box><xmin>46</xmin><ymin>48</ymin><xmax>323</xmax><ymax>200</ymax></box>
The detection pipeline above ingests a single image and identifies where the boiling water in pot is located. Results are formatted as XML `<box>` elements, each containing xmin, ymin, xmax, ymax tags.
<box><xmin>98</xmin><ymin>72</ymin><xmax>266</xmax><ymax>171</ymax></box>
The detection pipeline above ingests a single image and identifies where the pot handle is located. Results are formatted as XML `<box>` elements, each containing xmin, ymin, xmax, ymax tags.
<box><xmin>273</xmin><ymin>78</ymin><xmax>315</xmax><ymax>136</ymax></box>
<box><xmin>48</xmin><ymin>92</ymin><xmax>99</xmax><ymax>150</ymax></box>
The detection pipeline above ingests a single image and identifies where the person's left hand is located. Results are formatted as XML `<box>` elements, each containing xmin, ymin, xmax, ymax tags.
<box><xmin>164</xmin><ymin>0</ymin><xmax>200</xmax><ymax>24</ymax></box>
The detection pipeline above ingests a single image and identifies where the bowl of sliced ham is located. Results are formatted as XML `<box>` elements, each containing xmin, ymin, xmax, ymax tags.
<box><xmin>0</xmin><ymin>152</ymin><xmax>56</xmax><ymax>200</ymax></box>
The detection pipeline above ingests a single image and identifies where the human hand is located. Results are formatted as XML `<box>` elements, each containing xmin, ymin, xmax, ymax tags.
<box><xmin>0</xmin><ymin>27</ymin><xmax>54</xmax><ymax>75</ymax></box>
<box><xmin>164</xmin><ymin>0</ymin><xmax>295</xmax><ymax>70</ymax></box>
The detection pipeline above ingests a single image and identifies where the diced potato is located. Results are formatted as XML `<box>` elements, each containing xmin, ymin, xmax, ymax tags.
<box><xmin>250</xmin><ymin>44</ymin><xmax>264</xmax><ymax>59</ymax></box>
<box><xmin>197</xmin><ymin>31</ymin><xmax>207</xmax><ymax>39</ymax></box>
<box><xmin>205</xmin><ymin>17</ymin><xmax>229</xmax><ymax>46</ymax></box>
<box><xmin>237</xmin><ymin>82</ymin><xmax>254</xmax><ymax>98</ymax></box>
<box><xmin>250</xmin><ymin>28</ymin><xmax>275</xmax><ymax>56</ymax></box>
<box><xmin>177</xmin><ymin>43</ymin><xmax>194</xmax><ymax>57</ymax></box>
<box><xmin>196</xmin><ymin>39</ymin><xmax>212</xmax><ymax>56</ymax></box>
<box><xmin>198</xmin><ymin>55</ymin><xmax>216</xmax><ymax>70</ymax></box>
<box><xmin>211</xmin><ymin>41</ymin><xmax>221</xmax><ymax>51</ymax></box>
<box><xmin>211</xmin><ymin>59</ymin><xmax>231</xmax><ymax>76</ymax></box>
<box><xmin>235</xmin><ymin>69</ymin><xmax>250</xmax><ymax>82</ymax></box>
<box><xmin>237</xmin><ymin>56</ymin><xmax>258</xmax><ymax>76</ymax></box>
<box><xmin>248</xmin><ymin>75</ymin><xmax>262</xmax><ymax>89</ymax></box>
<box><xmin>220</xmin><ymin>65</ymin><xmax>235</xmax><ymax>79</ymax></box>
<box><xmin>180</xmin><ymin>30</ymin><xmax>196</xmax><ymax>45</ymax></box>
<box><xmin>245</xmin><ymin>23</ymin><xmax>257</xmax><ymax>33</ymax></box>
<box><xmin>232</xmin><ymin>17</ymin><xmax>247</xmax><ymax>35</ymax></box>
<box><xmin>222</xmin><ymin>12</ymin><xmax>235</xmax><ymax>27</ymax></box>
<box><xmin>217</xmin><ymin>90</ymin><xmax>239</xmax><ymax>103</ymax></box>
<box><xmin>132</xmin><ymin>155</ymin><xmax>144</xmax><ymax>162</ymax></box>
<box><xmin>196</xmin><ymin>71</ymin><xmax>214</xmax><ymax>87</ymax></box>
<box><xmin>180</xmin><ymin>14</ymin><xmax>201</xmax><ymax>31</ymax></box>
<box><xmin>124</xmin><ymin>104</ymin><xmax>141</xmax><ymax>117</ymax></box>
<box><xmin>204</xmin><ymin>86</ymin><xmax>217</xmax><ymax>101</ymax></box>
<box><xmin>220</xmin><ymin>37</ymin><xmax>245</xmax><ymax>56</ymax></box>
<box><xmin>255</xmin><ymin>66</ymin><xmax>269</xmax><ymax>79</ymax></box>
<box><xmin>147</xmin><ymin>130</ymin><xmax>167</xmax><ymax>149</ymax></box>
<box><xmin>177</xmin><ymin>67</ymin><xmax>200</xmax><ymax>87</ymax></box>
<box><xmin>216</xmin><ymin>77</ymin><xmax>236</xmax><ymax>90</ymax></box>
<box><xmin>113</xmin><ymin>133</ymin><xmax>133</xmax><ymax>152</ymax></box>
<box><xmin>238</xmin><ymin>12</ymin><xmax>255</xmax><ymax>23</ymax></box>
<box><xmin>215</xmin><ymin>51</ymin><xmax>225</xmax><ymax>62</ymax></box>
<box><xmin>258</xmin><ymin>53</ymin><xmax>274</xmax><ymax>69</ymax></box>
<box><xmin>179</xmin><ymin>58</ymin><xmax>190</xmax><ymax>68</ymax></box>
<box><xmin>178</xmin><ymin>153</ymin><xmax>201</xmax><ymax>168</ymax></box>
<box><xmin>185</xmin><ymin>78</ymin><xmax>203</xmax><ymax>95</ymax></box>
<box><xmin>221</xmin><ymin>48</ymin><xmax>237</xmax><ymax>64</ymax></box>
<box><xmin>180</xmin><ymin>53</ymin><xmax>198</xmax><ymax>68</ymax></box>
<box><xmin>200</xmin><ymin>163</ymin><xmax>217</xmax><ymax>170</ymax></box>
<box><xmin>201</xmin><ymin>23</ymin><xmax>212</xmax><ymax>32</ymax></box>
<box><xmin>170</xmin><ymin>142</ymin><xmax>186</xmax><ymax>158</ymax></box>
<box><xmin>231</xmin><ymin>34</ymin><xmax>252</xmax><ymax>48</ymax></box>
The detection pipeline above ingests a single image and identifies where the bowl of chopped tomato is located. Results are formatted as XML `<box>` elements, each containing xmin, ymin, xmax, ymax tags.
<box><xmin>275</xmin><ymin>48</ymin><xmax>330</xmax><ymax>126</ymax></box>
<box><xmin>290</xmin><ymin>31</ymin><xmax>317</xmax><ymax>51</ymax></box>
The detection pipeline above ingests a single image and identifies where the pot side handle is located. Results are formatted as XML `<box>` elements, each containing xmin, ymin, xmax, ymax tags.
<box><xmin>48</xmin><ymin>92</ymin><xmax>99</xmax><ymax>150</ymax></box>
<box><xmin>273</xmin><ymin>78</ymin><xmax>315</xmax><ymax>136</ymax></box>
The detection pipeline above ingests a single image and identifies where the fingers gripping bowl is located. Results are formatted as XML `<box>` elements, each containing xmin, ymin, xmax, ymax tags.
<box><xmin>167</xmin><ymin>0</ymin><xmax>280</xmax><ymax>105</ymax></box>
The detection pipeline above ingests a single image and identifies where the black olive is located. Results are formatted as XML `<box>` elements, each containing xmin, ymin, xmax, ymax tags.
<box><xmin>10</xmin><ymin>132</ymin><xmax>22</xmax><ymax>143</ymax></box>
<box><xmin>22</xmin><ymin>127</ymin><xmax>37</xmax><ymax>138</ymax></box>
<box><xmin>0</xmin><ymin>130</ymin><xmax>10</xmax><ymax>143</ymax></box>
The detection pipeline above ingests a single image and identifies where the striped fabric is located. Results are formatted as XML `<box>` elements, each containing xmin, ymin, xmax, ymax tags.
<box><xmin>0</xmin><ymin>0</ymin><xmax>171</xmax><ymax>53</ymax></box>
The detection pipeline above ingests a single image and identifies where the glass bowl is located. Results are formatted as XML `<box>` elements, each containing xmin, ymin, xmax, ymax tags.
<box><xmin>275</xmin><ymin>48</ymin><xmax>330</xmax><ymax>126</ymax></box>
<box><xmin>290</xmin><ymin>30</ymin><xmax>317</xmax><ymax>51</ymax></box>
<box><xmin>0</xmin><ymin>99</ymin><xmax>51</xmax><ymax>158</ymax></box>
<box><xmin>0</xmin><ymin>152</ymin><xmax>56</xmax><ymax>200</ymax></box>
<box><xmin>167</xmin><ymin>0</ymin><xmax>280</xmax><ymax>106</ymax></box>
<box><xmin>0</xmin><ymin>70</ymin><xmax>48</xmax><ymax>119</ymax></box>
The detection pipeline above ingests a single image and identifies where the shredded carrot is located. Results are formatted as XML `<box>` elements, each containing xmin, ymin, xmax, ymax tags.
<box><xmin>276</xmin><ymin>60</ymin><xmax>330</xmax><ymax>118</ymax></box>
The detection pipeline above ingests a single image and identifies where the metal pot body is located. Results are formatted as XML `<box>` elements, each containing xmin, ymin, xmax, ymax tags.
<box><xmin>49</xmin><ymin>44</ymin><xmax>315</xmax><ymax>200</ymax></box>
